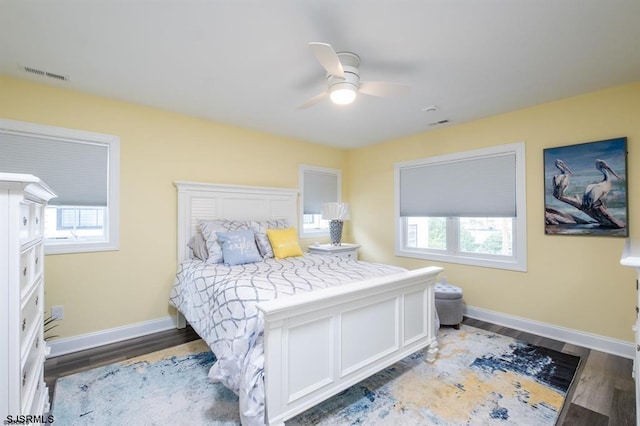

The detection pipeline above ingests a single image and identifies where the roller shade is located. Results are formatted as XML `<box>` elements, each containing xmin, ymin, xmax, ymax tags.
<box><xmin>399</xmin><ymin>153</ymin><xmax>516</xmax><ymax>217</ymax></box>
<box><xmin>303</xmin><ymin>170</ymin><xmax>338</xmax><ymax>214</ymax></box>
<box><xmin>0</xmin><ymin>131</ymin><xmax>108</xmax><ymax>206</ymax></box>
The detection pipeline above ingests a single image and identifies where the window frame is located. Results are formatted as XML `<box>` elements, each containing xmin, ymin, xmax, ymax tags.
<box><xmin>299</xmin><ymin>164</ymin><xmax>342</xmax><ymax>238</ymax></box>
<box><xmin>0</xmin><ymin>118</ymin><xmax>120</xmax><ymax>254</ymax></box>
<box><xmin>395</xmin><ymin>142</ymin><xmax>527</xmax><ymax>272</ymax></box>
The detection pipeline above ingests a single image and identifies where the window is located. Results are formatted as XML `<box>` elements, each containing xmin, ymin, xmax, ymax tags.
<box><xmin>395</xmin><ymin>142</ymin><xmax>526</xmax><ymax>271</ymax></box>
<box><xmin>299</xmin><ymin>165</ymin><xmax>341</xmax><ymax>237</ymax></box>
<box><xmin>0</xmin><ymin>118</ymin><xmax>120</xmax><ymax>254</ymax></box>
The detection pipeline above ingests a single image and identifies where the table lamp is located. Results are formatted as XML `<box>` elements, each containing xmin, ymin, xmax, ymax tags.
<box><xmin>322</xmin><ymin>202</ymin><xmax>350</xmax><ymax>246</ymax></box>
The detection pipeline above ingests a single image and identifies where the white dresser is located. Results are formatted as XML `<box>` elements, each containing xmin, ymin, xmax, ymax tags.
<box><xmin>308</xmin><ymin>243</ymin><xmax>360</xmax><ymax>260</ymax></box>
<box><xmin>620</xmin><ymin>238</ymin><xmax>640</xmax><ymax>426</ymax></box>
<box><xmin>0</xmin><ymin>173</ymin><xmax>56</xmax><ymax>422</ymax></box>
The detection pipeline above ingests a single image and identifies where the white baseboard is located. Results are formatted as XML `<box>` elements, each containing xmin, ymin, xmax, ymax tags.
<box><xmin>47</xmin><ymin>307</ymin><xmax>635</xmax><ymax>360</ymax></box>
<box><xmin>47</xmin><ymin>316</ymin><xmax>177</xmax><ymax>358</ymax></box>
<box><xmin>465</xmin><ymin>305</ymin><xmax>635</xmax><ymax>360</ymax></box>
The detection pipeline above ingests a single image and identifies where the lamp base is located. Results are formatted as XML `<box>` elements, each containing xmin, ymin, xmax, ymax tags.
<box><xmin>329</xmin><ymin>220</ymin><xmax>343</xmax><ymax>246</ymax></box>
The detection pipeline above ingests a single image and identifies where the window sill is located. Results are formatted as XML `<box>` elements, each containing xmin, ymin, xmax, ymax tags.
<box><xmin>45</xmin><ymin>240</ymin><xmax>119</xmax><ymax>255</ymax></box>
<box><xmin>396</xmin><ymin>248</ymin><xmax>526</xmax><ymax>272</ymax></box>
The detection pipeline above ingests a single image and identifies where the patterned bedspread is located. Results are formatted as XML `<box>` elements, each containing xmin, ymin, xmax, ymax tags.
<box><xmin>170</xmin><ymin>253</ymin><xmax>406</xmax><ymax>425</ymax></box>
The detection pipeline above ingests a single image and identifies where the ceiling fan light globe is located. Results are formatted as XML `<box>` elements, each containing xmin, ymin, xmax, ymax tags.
<box><xmin>330</xmin><ymin>86</ymin><xmax>357</xmax><ymax>105</ymax></box>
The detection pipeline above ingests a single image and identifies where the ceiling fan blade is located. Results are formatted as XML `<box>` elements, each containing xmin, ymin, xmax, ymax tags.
<box><xmin>359</xmin><ymin>81</ymin><xmax>411</xmax><ymax>97</ymax></box>
<box><xmin>297</xmin><ymin>92</ymin><xmax>329</xmax><ymax>109</ymax></box>
<box><xmin>309</xmin><ymin>42</ymin><xmax>345</xmax><ymax>79</ymax></box>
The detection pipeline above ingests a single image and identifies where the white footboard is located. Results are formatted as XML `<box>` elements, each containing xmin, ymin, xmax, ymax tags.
<box><xmin>257</xmin><ymin>265</ymin><xmax>443</xmax><ymax>426</ymax></box>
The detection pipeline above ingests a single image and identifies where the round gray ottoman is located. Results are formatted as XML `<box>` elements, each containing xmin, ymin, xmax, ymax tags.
<box><xmin>434</xmin><ymin>282</ymin><xmax>464</xmax><ymax>329</ymax></box>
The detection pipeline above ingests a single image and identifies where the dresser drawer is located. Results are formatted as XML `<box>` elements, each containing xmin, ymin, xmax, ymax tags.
<box><xmin>20</xmin><ymin>244</ymin><xmax>43</xmax><ymax>295</ymax></box>
<box><xmin>27</xmin><ymin>374</ymin><xmax>49</xmax><ymax>420</ymax></box>
<box><xmin>20</xmin><ymin>247</ymin><xmax>34</xmax><ymax>292</ymax></box>
<box><xmin>21</xmin><ymin>333</ymin><xmax>45</xmax><ymax>414</ymax></box>
<box><xmin>18</xmin><ymin>201</ymin><xmax>44</xmax><ymax>243</ymax></box>
<box><xmin>20</xmin><ymin>282</ymin><xmax>43</xmax><ymax>349</ymax></box>
<box><xmin>19</xmin><ymin>201</ymin><xmax>32</xmax><ymax>241</ymax></box>
<box><xmin>33</xmin><ymin>203</ymin><xmax>44</xmax><ymax>237</ymax></box>
<box><xmin>33</xmin><ymin>244</ymin><xmax>43</xmax><ymax>284</ymax></box>
<box><xmin>308</xmin><ymin>244</ymin><xmax>360</xmax><ymax>260</ymax></box>
<box><xmin>334</xmin><ymin>251</ymin><xmax>357</xmax><ymax>260</ymax></box>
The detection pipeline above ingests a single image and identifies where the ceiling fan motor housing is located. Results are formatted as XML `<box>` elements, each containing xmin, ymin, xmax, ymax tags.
<box><xmin>328</xmin><ymin>52</ymin><xmax>361</xmax><ymax>94</ymax></box>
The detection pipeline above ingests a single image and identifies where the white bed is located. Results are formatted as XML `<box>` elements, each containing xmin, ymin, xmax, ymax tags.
<box><xmin>171</xmin><ymin>181</ymin><xmax>443</xmax><ymax>425</ymax></box>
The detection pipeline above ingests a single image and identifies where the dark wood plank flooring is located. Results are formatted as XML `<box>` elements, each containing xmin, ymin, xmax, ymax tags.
<box><xmin>45</xmin><ymin>318</ymin><xmax>636</xmax><ymax>425</ymax></box>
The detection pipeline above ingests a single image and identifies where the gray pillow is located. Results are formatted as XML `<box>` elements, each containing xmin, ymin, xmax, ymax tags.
<box><xmin>187</xmin><ymin>232</ymin><xmax>208</xmax><ymax>261</ymax></box>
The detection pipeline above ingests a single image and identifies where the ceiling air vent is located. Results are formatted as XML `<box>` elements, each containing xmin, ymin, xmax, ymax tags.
<box><xmin>428</xmin><ymin>119</ymin><xmax>450</xmax><ymax>126</ymax></box>
<box><xmin>22</xmin><ymin>65</ymin><xmax>69</xmax><ymax>81</ymax></box>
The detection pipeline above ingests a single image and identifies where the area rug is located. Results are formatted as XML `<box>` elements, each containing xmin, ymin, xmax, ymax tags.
<box><xmin>51</xmin><ymin>325</ymin><xmax>580</xmax><ymax>425</ymax></box>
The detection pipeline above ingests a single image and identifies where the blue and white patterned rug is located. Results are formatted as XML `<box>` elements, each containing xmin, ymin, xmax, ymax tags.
<box><xmin>51</xmin><ymin>325</ymin><xmax>580</xmax><ymax>425</ymax></box>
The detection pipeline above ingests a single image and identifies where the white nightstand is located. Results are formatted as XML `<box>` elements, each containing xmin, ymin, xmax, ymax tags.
<box><xmin>308</xmin><ymin>243</ymin><xmax>361</xmax><ymax>260</ymax></box>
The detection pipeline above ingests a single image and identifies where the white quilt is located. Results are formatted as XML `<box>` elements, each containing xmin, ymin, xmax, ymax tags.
<box><xmin>170</xmin><ymin>253</ymin><xmax>406</xmax><ymax>425</ymax></box>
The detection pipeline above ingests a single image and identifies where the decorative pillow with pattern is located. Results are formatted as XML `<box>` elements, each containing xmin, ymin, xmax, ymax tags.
<box><xmin>249</xmin><ymin>219</ymin><xmax>289</xmax><ymax>258</ymax></box>
<box><xmin>198</xmin><ymin>219</ymin><xmax>250</xmax><ymax>264</ymax></box>
<box><xmin>215</xmin><ymin>230</ymin><xmax>263</xmax><ymax>266</ymax></box>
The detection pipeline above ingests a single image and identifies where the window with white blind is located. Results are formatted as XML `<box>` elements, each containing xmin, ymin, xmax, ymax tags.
<box><xmin>395</xmin><ymin>142</ymin><xmax>527</xmax><ymax>271</ymax></box>
<box><xmin>0</xmin><ymin>118</ymin><xmax>120</xmax><ymax>254</ymax></box>
<box><xmin>299</xmin><ymin>165</ymin><xmax>341</xmax><ymax>237</ymax></box>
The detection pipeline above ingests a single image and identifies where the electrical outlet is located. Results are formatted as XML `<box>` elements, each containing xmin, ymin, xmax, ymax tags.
<box><xmin>51</xmin><ymin>305</ymin><xmax>64</xmax><ymax>320</ymax></box>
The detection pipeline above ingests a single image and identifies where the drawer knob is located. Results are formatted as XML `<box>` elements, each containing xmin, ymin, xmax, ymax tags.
<box><xmin>35</xmin><ymin>256</ymin><xmax>39</xmax><ymax>265</ymax></box>
<box><xmin>36</xmin><ymin>340</ymin><xmax>39</xmax><ymax>349</ymax></box>
<box><xmin>23</xmin><ymin>216</ymin><xmax>27</xmax><ymax>226</ymax></box>
<box><xmin>22</xmin><ymin>371</ymin><xmax>27</xmax><ymax>387</ymax></box>
<box><xmin>35</xmin><ymin>217</ymin><xmax>39</xmax><ymax>225</ymax></box>
<box><xmin>35</xmin><ymin>296</ymin><xmax>39</xmax><ymax>306</ymax></box>
<box><xmin>22</xmin><ymin>318</ymin><xmax>27</xmax><ymax>331</ymax></box>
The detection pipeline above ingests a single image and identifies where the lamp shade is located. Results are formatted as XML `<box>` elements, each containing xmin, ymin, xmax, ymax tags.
<box><xmin>321</xmin><ymin>202</ymin><xmax>350</xmax><ymax>221</ymax></box>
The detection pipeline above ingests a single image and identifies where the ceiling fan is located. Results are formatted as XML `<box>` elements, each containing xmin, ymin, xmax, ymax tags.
<box><xmin>298</xmin><ymin>42</ymin><xmax>411</xmax><ymax>109</ymax></box>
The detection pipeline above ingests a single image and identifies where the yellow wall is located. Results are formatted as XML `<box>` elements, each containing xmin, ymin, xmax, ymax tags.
<box><xmin>2</xmin><ymin>73</ymin><xmax>638</xmax><ymax>345</ymax></box>
<box><xmin>348</xmin><ymin>82</ymin><xmax>640</xmax><ymax>342</ymax></box>
<box><xmin>0</xmin><ymin>75</ymin><xmax>346</xmax><ymax>338</ymax></box>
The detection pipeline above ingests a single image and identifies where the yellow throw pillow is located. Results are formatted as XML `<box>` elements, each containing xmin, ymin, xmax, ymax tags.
<box><xmin>267</xmin><ymin>227</ymin><xmax>304</xmax><ymax>259</ymax></box>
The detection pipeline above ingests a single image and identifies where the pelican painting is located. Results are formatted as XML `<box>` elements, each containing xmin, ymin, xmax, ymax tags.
<box><xmin>543</xmin><ymin>137</ymin><xmax>628</xmax><ymax>236</ymax></box>
<box><xmin>582</xmin><ymin>159</ymin><xmax>622</xmax><ymax>209</ymax></box>
<box><xmin>552</xmin><ymin>159</ymin><xmax>573</xmax><ymax>198</ymax></box>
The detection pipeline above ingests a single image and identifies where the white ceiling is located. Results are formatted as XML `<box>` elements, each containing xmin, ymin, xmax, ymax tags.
<box><xmin>1</xmin><ymin>1</ymin><xmax>639</xmax><ymax>149</ymax></box>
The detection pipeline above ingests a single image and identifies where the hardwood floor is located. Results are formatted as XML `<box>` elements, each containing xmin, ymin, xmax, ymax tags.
<box><xmin>45</xmin><ymin>318</ymin><xmax>636</xmax><ymax>425</ymax></box>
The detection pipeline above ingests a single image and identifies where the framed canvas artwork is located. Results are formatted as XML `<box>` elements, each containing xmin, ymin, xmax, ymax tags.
<box><xmin>543</xmin><ymin>137</ymin><xmax>628</xmax><ymax>237</ymax></box>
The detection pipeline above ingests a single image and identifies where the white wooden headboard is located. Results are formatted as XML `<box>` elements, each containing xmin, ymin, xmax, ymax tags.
<box><xmin>174</xmin><ymin>181</ymin><xmax>299</xmax><ymax>262</ymax></box>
